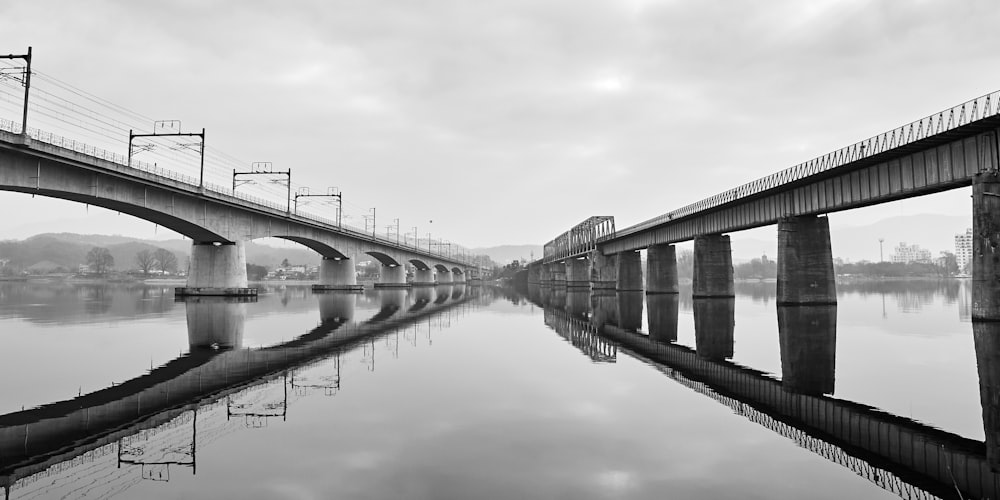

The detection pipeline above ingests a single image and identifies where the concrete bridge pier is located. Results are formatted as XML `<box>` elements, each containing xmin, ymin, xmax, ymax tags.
<box><xmin>184</xmin><ymin>297</ymin><xmax>247</xmax><ymax>349</ymax></box>
<box><xmin>452</xmin><ymin>270</ymin><xmax>466</xmax><ymax>284</ymax></box>
<box><xmin>973</xmin><ymin>174</ymin><xmax>1000</xmax><ymax>320</ymax></box>
<box><xmin>616</xmin><ymin>251</ymin><xmax>643</xmax><ymax>291</ymax></box>
<box><xmin>528</xmin><ymin>264</ymin><xmax>542</xmax><ymax>285</ymax></box>
<box><xmin>693</xmin><ymin>234</ymin><xmax>734</xmax><ymax>298</ymax></box>
<box><xmin>617</xmin><ymin>291</ymin><xmax>644</xmax><ymax>332</ymax></box>
<box><xmin>539</xmin><ymin>264</ymin><xmax>554</xmax><ymax>286</ymax></box>
<box><xmin>590</xmin><ymin>252</ymin><xmax>617</xmax><ymax>290</ymax></box>
<box><xmin>313</xmin><ymin>257</ymin><xmax>362</xmax><ymax>291</ymax></box>
<box><xmin>374</xmin><ymin>264</ymin><xmax>410</xmax><ymax>288</ymax></box>
<box><xmin>693</xmin><ymin>297</ymin><xmax>735</xmax><ymax>360</ymax></box>
<box><xmin>647</xmin><ymin>293</ymin><xmax>679</xmax><ymax>343</ymax></box>
<box><xmin>437</xmin><ymin>270</ymin><xmax>453</xmax><ymax>284</ymax></box>
<box><xmin>566</xmin><ymin>258</ymin><xmax>591</xmax><ymax>288</ymax></box>
<box><xmin>778</xmin><ymin>305</ymin><xmax>837</xmax><ymax>395</ymax></box>
<box><xmin>646</xmin><ymin>244</ymin><xmax>678</xmax><ymax>294</ymax></box>
<box><xmin>777</xmin><ymin>215</ymin><xmax>836</xmax><ymax>305</ymax></box>
<box><xmin>176</xmin><ymin>241</ymin><xmax>256</xmax><ymax>297</ymax></box>
<box><xmin>413</xmin><ymin>268</ymin><xmax>435</xmax><ymax>286</ymax></box>
<box><xmin>550</xmin><ymin>263</ymin><xmax>567</xmax><ymax>287</ymax></box>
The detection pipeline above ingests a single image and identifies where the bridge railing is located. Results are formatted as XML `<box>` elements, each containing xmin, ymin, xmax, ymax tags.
<box><xmin>0</xmin><ymin>118</ymin><xmax>475</xmax><ymax>266</ymax></box>
<box><xmin>543</xmin><ymin>215</ymin><xmax>615</xmax><ymax>263</ymax></box>
<box><xmin>616</xmin><ymin>89</ymin><xmax>1000</xmax><ymax>238</ymax></box>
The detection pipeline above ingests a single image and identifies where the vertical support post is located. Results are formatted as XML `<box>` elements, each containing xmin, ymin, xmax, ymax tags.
<box><xmin>693</xmin><ymin>234</ymin><xmax>734</xmax><ymax>297</ymax></box>
<box><xmin>616</xmin><ymin>250</ymin><xmax>643</xmax><ymax>291</ymax></box>
<box><xmin>565</xmin><ymin>258</ymin><xmax>591</xmax><ymax>288</ymax></box>
<box><xmin>974</xmin><ymin>173</ymin><xmax>1000</xmax><ymax>320</ymax></box>
<box><xmin>21</xmin><ymin>46</ymin><xmax>30</xmax><ymax>135</ymax></box>
<box><xmin>199</xmin><ymin>128</ymin><xmax>206</xmax><ymax>190</ymax></box>
<box><xmin>646</xmin><ymin>244</ymin><xmax>678</xmax><ymax>294</ymax></box>
<box><xmin>776</xmin><ymin>215</ymin><xmax>836</xmax><ymax>305</ymax></box>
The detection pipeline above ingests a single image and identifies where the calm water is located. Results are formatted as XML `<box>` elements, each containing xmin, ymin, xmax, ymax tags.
<box><xmin>0</xmin><ymin>279</ymin><xmax>994</xmax><ymax>499</ymax></box>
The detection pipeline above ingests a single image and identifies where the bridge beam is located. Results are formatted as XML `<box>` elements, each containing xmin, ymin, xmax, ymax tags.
<box><xmin>413</xmin><ymin>268</ymin><xmax>435</xmax><ymax>285</ymax></box>
<box><xmin>374</xmin><ymin>264</ymin><xmax>409</xmax><ymax>288</ymax></box>
<box><xmin>777</xmin><ymin>215</ymin><xmax>836</xmax><ymax>305</ymax></box>
<box><xmin>616</xmin><ymin>250</ymin><xmax>643</xmax><ymax>291</ymax></box>
<box><xmin>974</xmin><ymin>173</ymin><xmax>1000</xmax><ymax>320</ymax></box>
<box><xmin>646</xmin><ymin>243</ymin><xmax>678</xmax><ymax>294</ymax></box>
<box><xmin>565</xmin><ymin>258</ymin><xmax>591</xmax><ymax>288</ymax></box>
<box><xmin>313</xmin><ymin>257</ymin><xmax>362</xmax><ymax>291</ymax></box>
<box><xmin>693</xmin><ymin>234</ymin><xmax>734</xmax><ymax>298</ymax></box>
<box><xmin>176</xmin><ymin>241</ymin><xmax>256</xmax><ymax>297</ymax></box>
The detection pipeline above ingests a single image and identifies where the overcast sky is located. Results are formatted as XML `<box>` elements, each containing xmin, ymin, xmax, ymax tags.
<box><xmin>1</xmin><ymin>1</ymin><xmax>997</xmax><ymax>250</ymax></box>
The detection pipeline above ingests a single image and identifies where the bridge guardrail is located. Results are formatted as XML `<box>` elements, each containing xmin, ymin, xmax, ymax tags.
<box><xmin>0</xmin><ymin>118</ymin><xmax>476</xmax><ymax>266</ymax></box>
<box><xmin>615</xmin><ymin>89</ymin><xmax>1000</xmax><ymax>238</ymax></box>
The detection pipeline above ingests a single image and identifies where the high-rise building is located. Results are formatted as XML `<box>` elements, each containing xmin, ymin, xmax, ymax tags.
<box><xmin>891</xmin><ymin>242</ymin><xmax>932</xmax><ymax>263</ymax></box>
<box><xmin>955</xmin><ymin>227</ymin><xmax>973</xmax><ymax>273</ymax></box>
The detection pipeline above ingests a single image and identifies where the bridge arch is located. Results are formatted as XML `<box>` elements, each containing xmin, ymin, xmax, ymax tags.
<box><xmin>367</xmin><ymin>251</ymin><xmax>402</xmax><ymax>267</ymax></box>
<box><xmin>451</xmin><ymin>267</ymin><xmax>464</xmax><ymax>275</ymax></box>
<box><xmin>270</xmin><ymin>235</ymin><xmax>349</xmax><ymax>259</ymax></box>
<box><xmin>434</xmin><ymin>264</ymin><xmax>450</xmax><ymax>273</ymax></box>
<box><xmin>0</xmin><ymin>187</ymin><xmax>227</xmax><ymax>242</ymax></box>
<box><xmin>409</xmin><ymin>259</ymin><xmax>431</xmax><ymax>271</ymax></box>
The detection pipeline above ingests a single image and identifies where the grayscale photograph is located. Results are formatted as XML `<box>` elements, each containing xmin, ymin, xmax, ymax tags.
<box><xmin>1</xmin><ymin>1</ymin><xmax>999</xmax><ymax>499</ymax></box>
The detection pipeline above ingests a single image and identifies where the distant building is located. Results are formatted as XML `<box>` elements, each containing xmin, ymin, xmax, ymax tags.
<box><xmin>955</xmin><ymin>227</ymin><xmax>973</xmax><ymax>272</ymax></box>
<box><xmin>891</xmin><ymin>242</ymin><xmax>932</xmax><ymax>264</ymax></box>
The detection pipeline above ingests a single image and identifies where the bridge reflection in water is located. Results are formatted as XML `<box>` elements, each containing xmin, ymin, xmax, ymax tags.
<box><xmin>531</xmin><ymin>285</ymin><xmax>1000</xmax><ymax>500</ymax></box>
<box><xmin>0</xmin><ymin>285</ymin><xmax>481</xmax><ymax>500</ymax></box>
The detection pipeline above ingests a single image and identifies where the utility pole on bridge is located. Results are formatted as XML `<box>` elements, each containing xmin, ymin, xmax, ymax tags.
<box><xmin>129</xmin><ymin>120</ymin><xmax>206</xmax><ymax>189</ymax></box>
<box><xmin>1</xmin><ymin>46</ymin><xmax>31</xmax><ymax>136</ymax></box>
<box><xmin>293</xmin><ymin>187</ymin><xmax>342</xmax><ymax>227</ymax></box>
<box><xmin>233</xmin><ymin>162</ymin><xmax>292</xmax><ymax>214</ymax></box>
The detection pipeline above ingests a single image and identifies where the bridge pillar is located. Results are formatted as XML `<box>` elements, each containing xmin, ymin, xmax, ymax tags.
<box><xmin>550</xmin><ymin>262</ymin><xmax>567</xmax><ymax>286</ymax></box>
<box><xmin>974</xmin><ymin>321</ymin><xmax>1000</xmax><ymax>471</ymax></box>
<box><xmin>539</xmin><ymin>263</ymin><xmax>554</xmax><ymax>285</ymax></box>
<box><xmin>374</xmin><ymin>264</ymin><xmax>410</xmax><ymax>288</ymax></box>
<box><xmin>973</xmin><ymin>174</ymin><xmax>1000</xmax><ymax>320</ymax></box>
<box><xmin>693</xmin><ymin>297</ymin><xmax>735</xmax><ymax>360</ymax></box>
<box><xmin>590</xmin><ymin>252</ymin><xmax>617</xmax><ymax>290</ymax></box>
<box><xmin>778</xmin><ymin>305</ymin><xmax>836</xmax><ymax>395</ymax></box>
<box><xmin>647</xmin><ymin>294</ymin><xmax>679</xmax><ymax>343</ymax></box>
<box><xmin>646</xmin><ymin>244</ymin><xmax>678</xmax><ymax>294</ymax></box>
<box><xmin>528</xmin><ymin>264</ymin><xmax>542</xmax><ymax>285</ymax></box>
<box><xmin>437</xmin><ymin>269</ymin><xmax>453</xmax><ymax>284</ymax></box>
<box><xmin>616</xmin><ymin>250</ymin><xmax>643</xmax><ymax>291</ymax></box>
<box><xmin>185</xmin><ymin>297</ymin><xmax>247</xmax><ymax>349</ymax></box>
<box><xmin>413</xmin><ymin>268</ymin><xmax>435</xmax><ymax>286</ymax></box>
<box><xmin>693</xmin><ymin>234</ymin><xmax>734</xmax><ymax>298</ymax></box>
<box><xmin>177</xmin><ymin>241</ymin><xmax>255</xmax><ymax>297</ymax></box>
<box><xmin>313</xmin><ymin>257</ymin><xmax>362</xmax><ymax>291</ymax></box>
<box><xmin>777</xmin><ymin>215</ymin><xmax>836</xmax><ymax>305</ymax></box>
<box><xmin>318</xmin><ymin>291</ymin><xmax>357</xmax><ymax>324</ymax></box>
<box><xmin>453</xmin><ymin>270</ymin><xmax>466</xmax><ymax>284</ymax></box>
<box><xmin>565</xmin><ymin>258</ymin><xmax>591</xmax><ymax>288</ymax></box>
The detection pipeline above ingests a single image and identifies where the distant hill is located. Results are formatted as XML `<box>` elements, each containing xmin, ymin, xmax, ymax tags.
<box><xmin>470</xmin><ymin>244</ymin><xmax>542</xmax><ymax>265</ymax></box>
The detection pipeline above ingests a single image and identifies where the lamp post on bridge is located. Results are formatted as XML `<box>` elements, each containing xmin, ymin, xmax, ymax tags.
<box><xmin>0</xmin><ymin>46</ymin><xmax>31</xmax><ymax>137</ymax></box>
<box><xmin>129</xmin><ymin>120</ymin><xmax>206</xmax><ymax>189</ymax></box>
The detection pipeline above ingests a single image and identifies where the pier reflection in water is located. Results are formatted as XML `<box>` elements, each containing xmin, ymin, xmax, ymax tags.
<box><xmin>531</xmin><ymin>283</ymin><xmax>1000</xmax><ymax>500</ymax></box>
<box><xmin>0</xmin><ymin>285</ymin><xmax>480</xmax><ymax>499</ymax></box>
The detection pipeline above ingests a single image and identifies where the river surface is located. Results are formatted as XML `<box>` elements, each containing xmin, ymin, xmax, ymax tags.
<box><xmin>0</xmin><ymin>279</ymin><xmax>994</xmax><ymax>499</ymax></box>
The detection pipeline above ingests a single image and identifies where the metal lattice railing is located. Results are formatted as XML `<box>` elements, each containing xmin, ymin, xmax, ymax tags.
<box><xmin>0</xmin><ymin>118</ymin><xmax>475</xmax><ymax>266</ymax></box>
<box><xmin>616</xmin><ymin>89</ymin><xmax>1000</xmax><ymax>238</ymax></box>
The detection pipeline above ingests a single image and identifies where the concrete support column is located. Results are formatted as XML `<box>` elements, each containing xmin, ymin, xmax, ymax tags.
<box><xmin>777</xmin><ymin>215</ymin><xmax>836</xmax><ymax>305</ymax></box>
<box><xmin>693</xmin><ymin>234</ymin><xmax>734</xmax><ymax>298</ymax></box>
<box><xmin>616</xmin><ymin>251</ymin><xmax>643</xmax><ymax>291</ymax></box>
<box><xmin>413</xmin><ymin>269</ymin><xmax>435</xmax><ymax>285</ymax></box>
<box><xmin>778</xmin><ymin>305</ymin><xmax>837</xmax><ymax>395</ymax></box>
<box><xmin>453</xmin><ymin>271</ymin><xmax>466</xmax><ymax>284</ymax></box>
<box><xmin>647</xmin><ymin>294</ymin><xmax>679</xmax><ymax>343</ymax></box>
<box><xmin>693</xmin><ymin>298</ymin><xmax>735</xmax><ymax>360</ymax></box>
<box><xmin>974</xmin><ymin>321</ymin><xmax>1000</xmax><ymax>471</ymax></box>
<box><xmin>550</xmin><ymin>263</ymin><xmax>567</xmax><ymax>287</ymax></box>
<box><xmin>973</xmin><ymin>174</ymin><xmax>1000</xmax><ymax>320</ymax></box>
<box><xmin>313</xmin><ymin>258</ymin><xmax>362</xmax><ymax>291</ymax></box>
<box><xmin>374</xmin><ymin>264</ymin><xmax>409</xmax><ymax>288</ymax></box>
<box><xmin>565</xmin><ymin>258</ymin><xmax>591</xmax><ymax>288</ymax></box>
<box><xmin>177</xmin><ymin>241</ymin><xmax>255</xmax><ymax>297</ymax></box>
<box><xmin>590</xmin><ymin>251</ymin><xmax>617</xmax><ymax>290</ymax></box>
<box><xmin>437</xmin><ymin>269</ymin><xmax>453</xmax><ymax>284</ymax></box>
<box><xmin>646</xmin><ymin>244</ymin><xmax>678</xmax><ymax>294</ymax></box>
<box><xmin>184</xmin><ymin>298</ymin><xmax>246</xmax><ymax>349</ymax></box>
<box><xmin>539</xmin><ymin>264</ymin><xmax>553</xmax><ymax>285</ymax></box>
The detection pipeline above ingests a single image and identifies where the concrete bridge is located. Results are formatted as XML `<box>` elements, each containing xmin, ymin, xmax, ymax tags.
<box><xmin>532</xmin><ymin>289</ymin><xmax>1000</xmax><ymax>500</ymax></box>
<box><xmin>0</xmin><ymin>286</ymin><xmax>474</xmax><ymax>489</ymax></box>
<box><xmin>0</xmin><ymin>126</ymin><xmax>478</xmax><ymax>295</ymax></box>
<box><xmin>530</xmin><ymin>90</ymin><xmax>1000</xmax><ymax>319</ymax></box>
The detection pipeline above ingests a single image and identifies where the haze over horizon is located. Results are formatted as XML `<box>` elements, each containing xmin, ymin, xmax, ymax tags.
<box><xmin>1</xmin><ymin>2</ymin><xmax>995</xmax><ymax>249</ymax></box>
